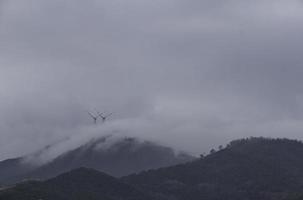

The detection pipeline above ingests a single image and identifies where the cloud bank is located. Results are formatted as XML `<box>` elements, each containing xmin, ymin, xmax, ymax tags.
<box><xmin>1</xmin><ymin>0</ymin><xmax>303</xmax><ymax>160</ymax></box>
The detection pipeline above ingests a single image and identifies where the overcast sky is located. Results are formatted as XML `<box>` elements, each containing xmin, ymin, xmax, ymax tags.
<box><xmin>1</xmin><ymin>0</ymin><xmax>303</xmax><ymax>160</ymax></box>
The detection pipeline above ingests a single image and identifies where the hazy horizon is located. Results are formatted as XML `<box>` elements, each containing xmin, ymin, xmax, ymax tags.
<box><xmin>1</xmin><ymin>0</ymin><xmax>303</xmax><ymax>161</ymax></box>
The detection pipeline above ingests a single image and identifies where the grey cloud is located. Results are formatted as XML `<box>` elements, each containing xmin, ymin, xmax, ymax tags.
<box><xmin>1</xmin><ymin>0</ymin><xmax>303</xmax><ymax>160</ymax></box>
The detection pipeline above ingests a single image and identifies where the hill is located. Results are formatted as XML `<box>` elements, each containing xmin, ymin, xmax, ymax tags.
<box><xmin>0</xmin><ymin>168</ymin><xmax>154</xmax><ymax>200</ymax></box>
<box><xmin>3</xmin><ymin>137</ymin><xmax>303</xmax><ymax>200</ymax></box>
<box><xmin>0</xmin><ymin>136</ymin><xmax>194</xmax><ymax>185</ymax></box>
<box><xmin>0</xmin><ymin>158</ymin><xmax>34</xmax><ymax>187</ymax></box>
<box><xmin>123</xmin><ymin>137</ymin><xmax>303</xmax><ymax>200</ymax></box>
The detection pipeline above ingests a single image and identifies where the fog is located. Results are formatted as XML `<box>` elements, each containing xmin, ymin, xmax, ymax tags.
<box><xmin>1</xmin><ymin>0</ymin><xmax>303</xmax><ymax>161</ymax></box>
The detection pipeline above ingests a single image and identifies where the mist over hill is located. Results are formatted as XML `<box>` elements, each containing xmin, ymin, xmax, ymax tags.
<box><xmin>1</xmin><ymin>0</ymin><xmax>303</xmax><ymax>199</ymax></box>
<box><xmin>3</xmin><ymin>138</ymin><xmax>303</xmax><ymax>200</ymax></box>
<box><xmin>0</xmin><ymin>135</ymin><xmax>194</xmax><ymax>185</ymax></box>
<box><xmin>2</xmin><ymin>0</ymin><xmax>303</xmax><ymax>163</ymax></box>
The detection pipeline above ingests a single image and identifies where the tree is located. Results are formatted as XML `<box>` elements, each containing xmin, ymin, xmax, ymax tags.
<box><xmin>210</xmin><ymin>149</ymin><xmax>216</xmax><ymax>154</ymax></box>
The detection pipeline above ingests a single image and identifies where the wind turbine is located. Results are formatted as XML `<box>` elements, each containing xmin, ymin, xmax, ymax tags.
<box><xmin>88</xmin><ymin>111</ymin><xmax>100</xmax><ymax>124</ymax></box>
<box><xmin>98</xmin><ymin>112</ymin><xmax>113</xmax><ymax>123</ymax></box>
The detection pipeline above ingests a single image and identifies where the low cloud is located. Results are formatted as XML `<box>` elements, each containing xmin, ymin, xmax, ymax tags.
<box><xmin>1</xmin><ymin>0</ymin><xmax>303</xmax><ymax>161</ymax></box>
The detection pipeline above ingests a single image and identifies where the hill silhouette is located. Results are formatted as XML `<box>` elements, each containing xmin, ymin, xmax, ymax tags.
<box><xmin>123</xmin><ymin>137</ymin><xmax>303</xmax><ymax>200</ymax></box>
<box><xmin>0</xmin><ymin>136</ymin><xmax>194</xmax><ymax>185</ymax></box>
<box><xmin>3</xmin><ymin>137</ymin><xmax>303</xmax><ymax>200</ymax></box>
<box><xmin>0</xmin><ymin>168</ymin><xmax>154</xmax><ymax>200</ymax></box>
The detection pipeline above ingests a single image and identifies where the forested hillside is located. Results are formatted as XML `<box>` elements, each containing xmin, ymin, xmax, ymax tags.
<box><xmin>123</xmin><ymin>138</ymin><xmax>303</xmax><ymax>200</ymax></box>
<box><xmin>3</xmin><ymin>138</ymin><xmax>303</xmax><ymax>200</ymax></box>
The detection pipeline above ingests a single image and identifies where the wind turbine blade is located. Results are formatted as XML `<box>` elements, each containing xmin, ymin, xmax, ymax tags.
<box><xmin>98</xmin><ymin>112</ymin><xmax>104</xmax><ymax>117</ymax></box>
<box><xmin>106</xmin><ymin>113</ymin><xmax>113</xmax><ymax>118</ymax></box>
<box><xmin>88</xmin><ymin>111</ymin><xmax>96</xmax><ymax>119</ymax></box>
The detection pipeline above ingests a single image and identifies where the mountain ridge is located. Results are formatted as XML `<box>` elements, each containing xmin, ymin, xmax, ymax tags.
<box><xmin>0</xmin><ymin>167</ymin><xmax>155</xmax><ymax>200</ymax></box>
<box><xmin>2</xmin><ymin>137</ymin><xmax>303</xmax><ymax>200</ymax></box>
<box><xmin>122</xmin><ymin>137</ymin><xmax>303</xmax><ymax>200</ymax></box>
<box><xmin>0</xmin><ymin>136</ymin><xmax>194</xmax><ymax>185</ymax></box>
